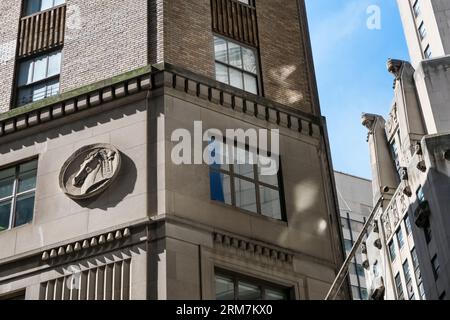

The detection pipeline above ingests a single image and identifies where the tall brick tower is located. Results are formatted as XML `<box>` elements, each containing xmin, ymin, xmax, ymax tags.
<box><xmin>0</xmin><ymin>0</ymin><xmax>346</xmax><ymax>300</ymax></box>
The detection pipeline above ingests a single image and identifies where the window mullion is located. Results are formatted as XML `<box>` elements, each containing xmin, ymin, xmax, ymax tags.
<box><xmin>230</xmin><ymin>165</ymin><xmax>236</xmax><ymax>206</ymax></box>
<box><xmin>9</xmin><ymin>166</ymin><xmax>19</xmax><ymax>230</ymax></box>
<box><xmin>254</xmin><ymin>164</ymin><xmax>262</xmax><ymax>215</ymax></box>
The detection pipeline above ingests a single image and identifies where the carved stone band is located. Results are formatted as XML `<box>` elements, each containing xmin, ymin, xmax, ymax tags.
<box><xmin>59</xmin><ymin>144</ymin><xmax>122</xmax><ymax>200</ymax></box>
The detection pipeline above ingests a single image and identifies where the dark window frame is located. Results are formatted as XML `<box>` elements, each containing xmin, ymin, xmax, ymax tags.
<box><xmin>424</xmin><ymin>45</ymin><xmax>432</xmax><ymax>59</ymax></box>
<box><xmin>388</xmin><ymin>240</ymin><xmax>397</xmax><ymax>261</ymax></box>
<box><xmin>15</xmin><ymin>50</ymin><xmax>62</xmax><ymax>107</ymax></box>
<box><xmin>418</xmin><ymin>21</ymin><xmax>427</xmax><ymax>40</ymax></box>
<box><xmin>396</xmin><ymin>227</ymin><xmax>405</xmax><ymax>249</ymax></box>
<box><xmin>395</xmin><ymin>273</ymin><xmax>404</xmax><ymax>300</ymax></box>
<box><xmin>213</xmin><ymin>35</ymin><xmax>261</xmax><ymax>95</ymax></box>
<box><xmin>413</xmin><ymin>0</ymin><xmax>421</xmax><ymax>18</ymax></box>
<box><xmin>209</xmin><ymin>140</ymin><xmax>287</xmax><ymax>222</ymax></box>
<box><xmin>22</xmin><ymin>0</ymin><xmax>66</xmax><ymax>17</ymax></box>
<box><xmin>0</xmin><ymin>158</ymin><xmax>38</xmax><ymax>232</ymax></box>
<box><xmin>215</xmin><ymin>268</ymin><xmax>292</xmax><ymax>300</ymax></box>
<box><xmin>431</xmin><ymin>255</ymin><xmax>440</xmax><ymax>280</ymax></box>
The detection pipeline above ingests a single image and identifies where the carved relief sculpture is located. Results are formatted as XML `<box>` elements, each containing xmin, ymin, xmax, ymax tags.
<box><xmin>59</xmin><ymin>144</ymin><xmax>122</xmax><ymax>200</ymax></box>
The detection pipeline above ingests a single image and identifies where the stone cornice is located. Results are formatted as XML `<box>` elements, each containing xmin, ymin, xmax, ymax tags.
<box><xmin>213</xmin><ymin>232</ymin><xmax>294</xmax><ymax>266</ymax></box>
<box><xmin>0</xmin><ymin>63</ymin><xmax>323</xmax><ymax>140</ymax></box>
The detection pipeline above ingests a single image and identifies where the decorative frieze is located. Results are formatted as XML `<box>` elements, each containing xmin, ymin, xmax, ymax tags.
<box><xmin>41</xmin><ymin>228</ymin><xmax>131</xmax><ymax>262</ymax></box>
<box><xmin>213</xmin><ymin>232</ymin><xmax>294</xmax><ymax>264</ymax></box>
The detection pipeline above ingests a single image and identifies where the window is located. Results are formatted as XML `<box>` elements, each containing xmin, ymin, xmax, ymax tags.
<box><xmin>424</xmin><ymin>224</ymin><xmax>432</xmax><ymax>244</ymax></box>
<box><xmin>24</xmin><ymin>0</ymin><xmax>65</xmax><ymax>16</ymax></box>
<box><xmin>0</xmin><ymin>159</ymin><xmax>37</xmax><ymax>232</ymax></box>
<box><xmin>344</xmin><ymin>239</ymin><xmax>353</xmax><ymax>252</ymax></box>
<box><xmin>351</xmin><ymin>286</ymin><xmax>361</xmax><ymax>300</ymax></box>
<box><xmin>356</xmin><ymin>264</ymin><xmax>365</xmax><ymax>278</ymax></box>
<box><xmin>418</xmin><ymin>282</ymin><xmax>425</xmax><ymax>300</ymax></box>
<box><xmin>396</xmin><ymin>228</ymin><xmax>405</xmax><ymax>249</ymax></box>
<box><xmin>373</xmin><ymin>260</ymin><xmax>380</xmax><ymax>278</ymax></box>
<box><xmin>431</xmin><ymin>255</ymin><xmax>440</xmax><ymax>280</ymax></box>
<box><xmin>17</xmin><ymin>51</ymin><xmax>62</xmax><ymax>107</ymax></box>
<box><xmin>209</xmin><ymin>141</ymin><xmax>284</xmax><ymax>220</ymax></box>
<box><xmin>395</xmin><ymin>273</ymin><xmax>404</xmax><ymax>300</ymax></box>
<box><xmin>214</xmin><ymin>36</ymin><xmax>259</xmax><ymax>94</ymax></box>
<box><xmin>215</xmin><ymin>272</ymin><xmax>290</xmax><ymax>300</ymax></box>
<box><xmin>390</xmin><ymin>140</ymin><xmax>401</xmax><ymax>179</ymax></box>
<box><xmin>403</xmin><ymin>261</ymin><xmax>411</xmax><ymax>284</ymax></box>
<box><xmin>0</xmin><ymin>290</ymin><xmax>26</xmax><ymax>300</ymax></box>
<box><xmin>404</xmin><ymin>215</ymin><xmax>412</xmax><ymax>235</ymax></box>
<box><xmin>389</xmin><ymin>240</ymin><xmax>397</xmax><ymax>261</ymax></box>
<box><xmin>424</xmin><ymin>45</ymin><xmax>432</xmax><ymax>59</ymax></box>
<box><xmin>360</xmin><ymin>287</ymin><xmax>368</xmax><ymax>300</ymax></box>
<box><xmin>411</xmin><ymin>248</ymin><xmax>419</xmax><ymax>270</ymax></box>
<box><xmin>413</xmin><ymin>0</ymin><xmax>421</xmax><ymax>18</ymax></box>
<box><xmin>416</xmin><ymin>187</ymin><xmax>425</xmax><ymax>203</ymax></box>
<box><xmin>418</xmin><ymin>22</ymin><xmax>427</xmax><ymax>40</ymax></box>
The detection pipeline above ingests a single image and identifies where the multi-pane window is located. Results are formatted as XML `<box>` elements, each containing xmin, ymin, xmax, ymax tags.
<box><xmin>214</xmin><ymin>36</ymin><xmax>259</xmax><ymax>94</ymax></box>
<box><xmin>390</xmin><ymin>140</ymin><xmax>401</xmax><ymax>179</ymax></box>
<box><xmin>209</xmin><ymin>142</ymin><xmax>284</xmax><ymax>221</ymax></box>
<box><xmin>431</xmin><ymin>255</ymin><xmax>440</xmax><ymax>280</ymax></box>
<box><xmin>215</xmin><ymin>273</ymin><xmax>289</xmax><ymax>300</ymax></box>
<box><xmin>24</xmin><ymin>0</ymin><xmax>65</xmax><ymax>16</ymax></box>
<box><xmin>356</xmin><ymin>264</ymin><xmax>365</xmax><ymax>278</ymax></box>
<box><xmin>424</xmin><ymin>45</ymin><xmax>432</xmax><ymax>59</ymax></box>
<box><xmin>411</xmin><ymin>248</ymin><xmax>425</xmax><ymax>300</ymax></box>
<box><xmin>405</xmin><ymin>215</ymin><xmax>412</xmax><ymax>235</ymax></box>
<box><xmin>418</xmin><ymin>22</ymin><xmax>427</xmax><ymax>40</ymax></box>
<box><xmin>396</xmin><ymin>228</ymin><xmax>405</xmax><ymax>249</ymax></box>
<box><xmin>17</xmin><ymin>51</ymin><xmax>62</xmax><ymax>106</ymax></box>
<box><xmin>413</xmin><ymin>0</ymin><xmax>421</xmax><ymax>18</ymax></box>
<box><xmin>389</xmin><ymin>240</ymin><xmax>397</xmax><ymax>261</ymax></box>
<box><xmin>0</xmin><ymin>160</ymin><xmax>37</xmax><ymax>232</ymax></box>
<box><xmin>403</xmin><ymin>260</ymin><xmax>411</xmax><ymax>284</ymax></box>
<box><xmin>395</xmin><ymin>273</ymin><xmax>404</xmax><ymax>300</ymax></box>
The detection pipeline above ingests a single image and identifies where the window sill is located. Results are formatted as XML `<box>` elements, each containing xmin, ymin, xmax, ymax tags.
<box><xmin>210</xmin><ymin>199</ymin><xmax>288</xmax><ymax>226</ymax></box>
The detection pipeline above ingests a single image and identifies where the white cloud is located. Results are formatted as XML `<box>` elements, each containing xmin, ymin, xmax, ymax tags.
<box><xmin>309</xmin><ymin>0</ymin><xmax>371</xmax><ymax>64</ymax></box>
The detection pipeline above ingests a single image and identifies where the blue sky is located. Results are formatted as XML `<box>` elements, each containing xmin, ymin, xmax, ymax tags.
<box><xmin>305</xmin><ymin>0</ymin><xmax>409</xmax><ymax>179</ymax></box>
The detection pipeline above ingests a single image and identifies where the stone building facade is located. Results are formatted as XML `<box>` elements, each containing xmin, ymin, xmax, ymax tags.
<box><xmin>0</xmin><ymin>0</ymin><xmax>346</xmax><ymax>300</ymax></box>
<box><xmin>334</xmin><ymin>172</ymin><xmax>372</xmax><ymax>300</ymax></box>
<box><xmin>361</xmin><ymin>0</ymin><xmax>450</xmax><ymax>300</ymax></box>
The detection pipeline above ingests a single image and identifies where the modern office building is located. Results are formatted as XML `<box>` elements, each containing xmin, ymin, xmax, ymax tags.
<box><xmin>334</xmin><ymin>172</ymin><xmax>372</xmax><ymax>300</ymax></box>
<box><xmin>361</xmin><ymin>0</ymin><xmax>450</xmax><ymax>300</ymax></box>
<box><xmin>0</xmin><ymin>0</ymin><xmax>347</xmax><ymax>300</ymax></box>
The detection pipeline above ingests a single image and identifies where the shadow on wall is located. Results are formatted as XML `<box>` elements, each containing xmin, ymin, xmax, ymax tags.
<box><xmin>0</xmin><ymin>102</ymin><xmax>145</xmax><ymax>212</ymax></box>
<box><xmin>0</xmin><ymin>102</ymin><xmax>147</xmax><ymax>154</ymax></box>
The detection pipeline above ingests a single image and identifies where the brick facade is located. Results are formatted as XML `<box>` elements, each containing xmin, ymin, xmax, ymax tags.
<box><xmin>257</xmin><ymin>0</ymin><xmax>313</xmax><ymax>113</ymax></box>
<box><xmin>162</xmin><ymin>0</ymin><xmax>215</xmax><ymax>79</ymax></box>
<box><xmin>60</xmin><ymin>0</ymin><xmax>148</xmax><ymax>92</ymax></box>
<box><xmin>0</xmin><ymin>0</ymin><xmax>21</xmax><ymax>113</ymax></box>
<box><xmin>1</xmin><ymin>0</ymin><xmax>318</xmax><ymax>115</ymax></box>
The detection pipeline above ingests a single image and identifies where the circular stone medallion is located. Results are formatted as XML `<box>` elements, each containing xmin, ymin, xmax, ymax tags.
<box><xmin>59</xmin><ymin>144</ymin><xmax>121</xmax><ymax>200</ymax></box>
